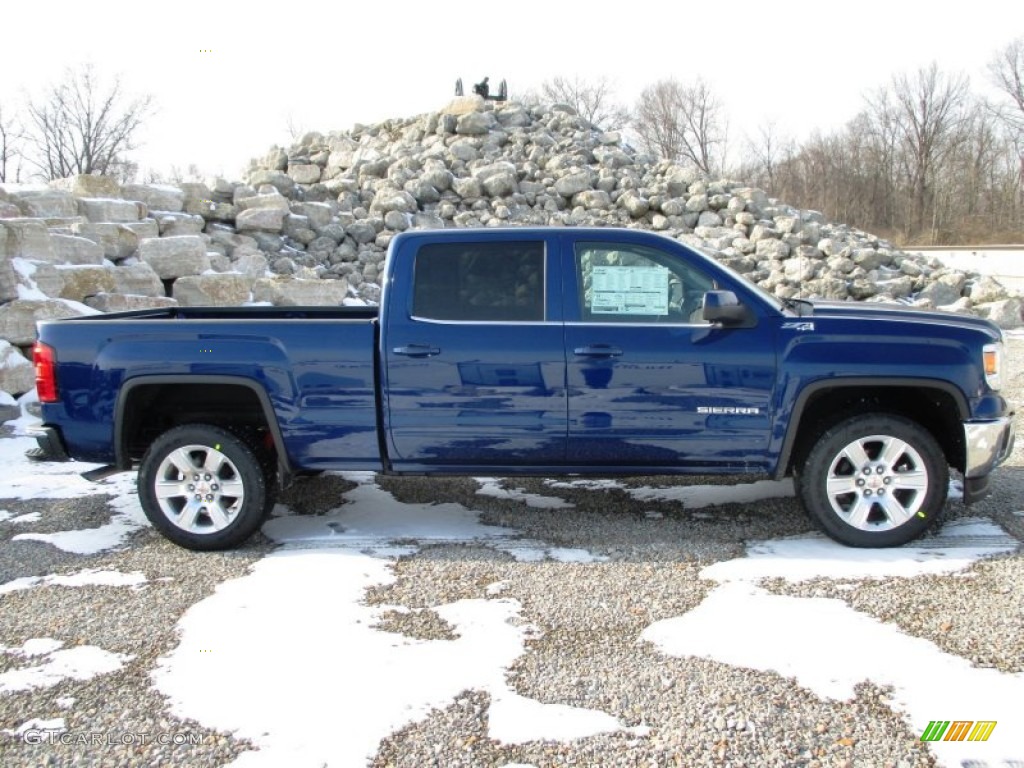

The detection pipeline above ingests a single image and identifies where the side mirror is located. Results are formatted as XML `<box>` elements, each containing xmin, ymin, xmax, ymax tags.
<box><xmin>702</xmin><ymin>290</ymin><xmax>749</xmax><ymax>325</ymax></box>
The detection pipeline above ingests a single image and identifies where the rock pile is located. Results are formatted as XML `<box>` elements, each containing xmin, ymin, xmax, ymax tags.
<box><xmin>1</xmin><ymin>97</ymin><xmax>1020</xmax><ymax>412</ymax></box>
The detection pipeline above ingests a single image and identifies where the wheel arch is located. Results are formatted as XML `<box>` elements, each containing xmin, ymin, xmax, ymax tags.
<box><xmin>115</xmin><ymin>375</ymin><xmax>290</xmax><ymax>476</ymax></box>
<box><xmin>775</xmin><ymin>378</ymin><xmax>969</xmax><ymax>479</ymax></box>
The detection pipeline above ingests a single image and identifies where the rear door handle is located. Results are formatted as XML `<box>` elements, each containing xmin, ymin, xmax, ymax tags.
<box><xmin>573</xmin><ymin>345</ymin><xmax>623</xmax><ymax>358</ymax></box>
<box><xmin>393</xmin><ymin>344</ymin><xmax>441</xmax><ymax>358</ymax></box>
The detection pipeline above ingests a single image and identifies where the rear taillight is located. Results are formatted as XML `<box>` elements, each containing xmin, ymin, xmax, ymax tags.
<box><xmin>33</xmin><ymin>341</ymin><xmax>58</xmax><ymax>403</ymax></box>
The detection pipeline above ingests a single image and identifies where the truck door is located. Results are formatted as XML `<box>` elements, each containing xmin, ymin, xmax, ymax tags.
<box><xmin>383</xmin><ymin>236</ymin><xmax>566</xmax><ymax>467</ymax></box>
<box><xmin>563</xmin><ymin>237</ymin><xmax>777</xmax><ymax>469</ymax></box>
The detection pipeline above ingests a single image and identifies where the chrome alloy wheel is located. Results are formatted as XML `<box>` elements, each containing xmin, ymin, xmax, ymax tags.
<box><xmin>824</xmin><ymin>434</ymin><xmax>929</xmax><ymax>531</ymax></box>
<box><xmin>152</xmin><ymin>444</ymin><xmax>246</xmax><ymax>533</ymax></box>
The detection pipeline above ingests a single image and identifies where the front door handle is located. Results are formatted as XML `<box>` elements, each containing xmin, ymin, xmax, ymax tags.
<box><xmin>393</xmin><ymin>344</ymin><xmax>441</xmax><ymax>358</ymax></box>
<box><xmin>574</xmin><ymin>345</ymin><xmax>623</xmax><ymax>358</ymax></box>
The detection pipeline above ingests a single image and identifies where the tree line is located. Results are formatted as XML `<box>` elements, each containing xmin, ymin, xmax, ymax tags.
<box><xmin>530</xmin><ymin>39</ymin><xmax>1024</xmax><ymax>245</ymax></box>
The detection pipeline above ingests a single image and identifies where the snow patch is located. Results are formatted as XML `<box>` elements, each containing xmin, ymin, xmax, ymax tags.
<box><xmin>475</xmin><ymin>477</ymin><xmax>574</xmax><ymax>509</ymax></box>
<box><xmin>628</xmin><ymin>478</ymin><xmax>795</xmax><ymax>508</ymax></box>
<box><xmin>0</xmin><ymin>640</ymin><xmax>131</xmax><ymax>693</ymax></box>
<box><xmin>0</xmin><ymin>569</ymin><xmax>148</xmax><ymax>596</ymax></box>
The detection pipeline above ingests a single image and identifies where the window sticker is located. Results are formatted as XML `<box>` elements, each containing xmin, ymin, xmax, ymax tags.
<box><xmin>590</xmin><ymin>265</ymin><xmax>670</xmax><ymax>315</ymax></box>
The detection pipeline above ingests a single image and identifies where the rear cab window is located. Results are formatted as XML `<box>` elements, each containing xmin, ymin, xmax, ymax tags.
<box><xmin>412</xmin><ymin>241</ymin><xmax>545</xmax><ymax>322</ymax></box>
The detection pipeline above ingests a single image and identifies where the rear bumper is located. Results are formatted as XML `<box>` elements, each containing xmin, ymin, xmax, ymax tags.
<box><xmin>962</xmin><ymin>416</ymin><xmax>1015</xmax><ymax>505</ymax></box>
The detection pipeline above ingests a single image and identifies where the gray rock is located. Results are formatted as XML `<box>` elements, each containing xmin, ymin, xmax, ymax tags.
<box><xmin>84</xmin><ymin>293</ymin><xmax>178</xmax><ymax>312</ymax></box>
<box><xmin>251</xmin><ymin>277</ymin><xmax>350</xmax><ymax>306</ymax></box>
<box><xmin>122</xmin><ymin>184</ymin><xmax>185</xmax><ymax>212</ymax></box>
<box><xmin>236</xmin><ymin>208</ymin><xmax>287</xmax><ymax>232</ymax></box>
<box><xmin>2</xmin><ymin>218</ymin><xmax>56</xmax><ymax>262</ymax></box>
<box><xmin>291</xmin><ymin>202</ymin><xmax>334</xmax><ymax>231</ymax></box>
<box><xmin>456</xmin><ymin>111</ymin><xmax>496</xmax><ymax>135</ymax></box>
<box><xmin>755</xmin><ymin>239</ymin><xmax>790</xmax><ymax>260</ymax></box>
<box><xmin>369</xmin><ymin>189</ymin><xmax>418</xmax><ymax>215</ymax></box>
<box><xmin>138</xmin><ymin>236</ymin><xmax>211</xmax><ymax>279</ymax></box>
<box><xmin>976</xmin><ymin>298</ymin><xmax>1022</xmax><ymax>329</ymax></box>
<box><xmin>78</xmin><ymin>197</ymin><xmax>144</xmax><ymax>223</ymax></box>
<box><xmin>0</xmin><ymin>340</ymin><xmax>35</xmax><ymax>395</ymax></box>
<box><xmin>237</xmin><ymin>190</ymin><xmax>290</xmax><ymax>211</ymax></box>
<box><xmin>173</xmin><ymin>273</ymin><xmax>254</xmax><ymax>306</ymax></box>
<box><xmin>208</xmin><ymin>230</ymin><xmax>259</xmax><ymax>257</ymax></box>
<box><xmin>0</xmin><ymin>299</ymin><xmax>89</xmax><ymax>345</ymax></box>
<box><xmin>56</xmin><ymin>265</ymin><xmax>118</xmax><ymax>302</ymax></box>
<box><xmin>411</xmin><ymin>212</ymin><xmax>445</xmax><ymax>229</ymax></box>
<box><xmin>969</xmin><ymin>275</ymin><xmax>1010</xmax><ymax>304</ymax></box>
<box><xmin>155</xmin><ymin>212</ymin><xmax>205</xmax><ymax>236</ymax></box>
<box><xmin>452</xmin><ymin>176</ymin><xmax>483</xmax><ymax>199</ymax></box>
<box><xmin>51</xmin><ymin>234</ymin><xmax>105</xmax><ymax>265</ymax></box>
<box><xmin>917</xmin><ymin>273</ymin><xmax>965</xmax><ymax>306</ymax></box>
<box><xmin>12</xmin><ymin>190</ymin><xmax>79</xmax><ymax>218</ymax></box>
<box><xmin>233</xmin><ymin>252</ymin><xmax>270</xmax><ymax>279</ymax></box>
<box><xmin>112</xmin><ymin>263</ymin><xmax>165</xmax><ymax>297</ymax></box>
<box><xmin>618</xmin><ymin>192</ymin><xmax>649</xmax><ymax>218</ymax></box>
<box><xmin>288</xmin><ymin>164</ymin><xmax>321</xmax><ymax>184</ymax></box>
<box><xmin>783</xmin><ymin>256</ymin><xmax>819</xmax><ymax>282</ymax></box>
<box><xmin>555</xmin><ymin>170</ymin><xmax>593</xmax><ymax>198</ymax></box>
<box><xmin>49</xmin><ymin>174</ymin><xmax>121</xmax><ymax>198</ymax></box>
<box><xmin>474</xmin><ymin>163</ymin><xmax>519</xmax><ymax>197</ymax></box>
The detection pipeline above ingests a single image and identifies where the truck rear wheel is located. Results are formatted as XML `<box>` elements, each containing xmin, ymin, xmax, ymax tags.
<box><xmin>796</xmin><ymin>413</ymin><xmax>947</xmax><ymax>547</ymax></box>
<box><xmin>139</xmin><ymin>424</ymin><xmax>267</xmax><ymax>550</ymax></box>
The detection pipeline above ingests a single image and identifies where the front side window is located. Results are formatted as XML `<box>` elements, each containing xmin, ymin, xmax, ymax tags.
<box><xmin>576</xmin><ymin>242</ymin><xmax>714</xmax><ymax>323</ymax></box>
<box><xmin>413</xmin><ymin>241</ymin><xmax>545</xmax><ymax>322</ymax></box>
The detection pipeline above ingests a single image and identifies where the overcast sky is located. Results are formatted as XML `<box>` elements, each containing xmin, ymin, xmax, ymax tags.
<box><xmin>1</xmin><ymin>0</ymin><xmax>1019</xmax><ymax>181</ymax></box>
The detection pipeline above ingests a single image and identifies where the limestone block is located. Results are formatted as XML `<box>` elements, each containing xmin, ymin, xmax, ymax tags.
<box><xmin>138</xmin><ymin>236</ymin><xmax>211</xmax><ymax>279</ymax></box>
<box><xmin>0</xmin><ymin>340</ymin><xmax>35</xmax><ymax>396</ymax></box>
<box><xmin>976</xmin><ymin>298</ymin><xmax>1023</xmax><ymax>329</ymax></box>
<box><xmin>369</xmin><ymin>189</ymin><xmax>417</xmax><ymax>215</ymax></box>
<box><xmin>0</xmin><ymin>299</ymin><xmax>88</xmax><ymax>346</ymax></box>
<box><xmin>2</xmin><ymin>218</ymin><xmax>56</xmax><ymax>262</ymax></box>
<box><xmin>122</xmin><ymin>183</ymin><xmax>185</xmax><ymax>212</ymax></box>
<box><xmin>85</xmin><ymin>294</ymin><xmax>178</xmax><ymax>312</ymax></box>
<box><xmin>51</xmin><ymin>234</ymin><xmax>105</xmax><ymax>265</ymax></box>
<box><xmin>21</xmin><ymin>263</ymin><xmax>65</xmax><ymax>298</ymax></box>
<box><xmin>288</xmin><ymin>164</ymin><xmax>321</xmax><ymax>184</ymax></box>
<box><xmin>78</xmin><ymin>198</ymin><xmax>144</xmax><ymax>223</ymax></box>
<box><xmin>554</xmin><ymin>171</ymin><xmax>593</xmax><ymax>198</ymax></box>
<box><xmin>236</xmin><ymin>208</ymin><xmax>286</xmax><ymax>232</ymax></box>
<box><xmin>252</xmin><ymin>277</ymin><xmax>350</xmax><ymax>306</ymax></box>
<box><xmin>155</xmin><ymin>213</ymin><xmax>205</xmax><ymax>236</ymax></box>
<box><xmin>173</xmin><ymin>273</ymin><xmax>254</xmax><ymax>306</ymax></box>
<box><xmin>969</xmin><ymin>275</ymin><xmax>1010</xmax><ymax>304</ymax></box>
<box><xmin>13</xmin><ymin>190</ymin><xmax>78</xmax><ymax>218</ymax></box>
<box><xmin>232</xmin><ymin>252</ymin><xmax>270</xmax><ymax>279</ymax></box>
<box><xmin>50</xmin><ymin>174</ymin><xmax>121</xmax><ymax>198</ymax></box>
<box><xmin>57</xmin><ymin>265</ymin><xmax>118</xmax><ymax>301</ymax></box>
<box><xmin>112</xmin><ymin>262</ymin><xmax>165</xmax><ymax>297</ymax></box>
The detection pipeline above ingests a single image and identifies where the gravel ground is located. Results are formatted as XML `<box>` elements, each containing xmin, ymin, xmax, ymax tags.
<box><xmin>2</xmin><ymin>339</ymin><xmax>1023</xmax><ymax>767</ymax></box>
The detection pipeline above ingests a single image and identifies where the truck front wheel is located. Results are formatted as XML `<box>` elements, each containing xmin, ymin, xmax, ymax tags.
<box><xmin>796</xmin><ymin>414</ymin><xmax>948</xmax><ymax>547</ymax></box>
<box><xmin>139</xmin><ymin>424</ymin><xmax>267</xmax><ymax>550</ymax></box>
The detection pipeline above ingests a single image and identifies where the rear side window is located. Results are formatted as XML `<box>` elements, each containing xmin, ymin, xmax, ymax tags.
<box><xmin>412</xmin><ymin>241</ymin><xmax>545</xmax><ymax>321</ymax></box>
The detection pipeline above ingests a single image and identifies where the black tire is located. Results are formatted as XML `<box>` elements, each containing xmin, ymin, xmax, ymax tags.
<box><xmin>138</xmin><ymin>424</ymin><xmax>267</xmax><ymax>551</ymax></box>
<box><xmin>795</xmin><ymin>413</ymin><xmax>948</xmax><ymax>547</ymax></box>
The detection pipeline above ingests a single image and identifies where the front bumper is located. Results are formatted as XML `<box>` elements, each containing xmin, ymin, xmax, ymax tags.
<box><xmin>962</xmin><ymin>416</ymin><xmax>1015</xmax><ymax>505</ymax></box>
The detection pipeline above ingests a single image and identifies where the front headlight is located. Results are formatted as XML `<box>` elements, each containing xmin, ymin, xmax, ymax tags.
<box><xmin>983</xmin><ymin>342</ymin><xmax>1002</xmax><ymax>390</ymax></box>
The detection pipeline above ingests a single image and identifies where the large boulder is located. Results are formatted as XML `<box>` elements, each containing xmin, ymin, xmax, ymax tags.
<box><xmin>2</xmin><ymin>218</ymin><xmax>56</xmax><ymax>262</ymax></box>
<box><xmin>236</xmin><ymin>208</ymin><xmax>286</xmax><ymax>232</ymax></box>
<box><xmin>252</xmin><ymin>277</ymin><xmax>350</xmax><ymax>306</ymax></box>
<box><xmin>0</xmin><ymin>299</ymin><xmax>89</xmax><ymax>346</ymax></box>
<box><xmin>173</xmin><ymin>274</ymin><xmax>254</xmax><ymax>306</ymax></box>
<box><xmin>0</xmin><ymin>340</ymin><xmax>35</xmax><ymax>396</ymax></box>
<box><xmin>78</xmin><ymin>198</ymin><xmax>144</xmax><ymax>223</ymax></box>
<box><xmin>56</xmin><ymin>265</ymin><xmax>118</xmax><ymax>302</ymax></box>
<box><xmin>138</xmin><ymin>236</ymin><xmax>211</xmax><ymax>279</ymax></box>
<box><xmin>112</xmin><ymin>262</ymin><xmax>165</xmax><ymax>297</ymax></box>
<box><xmin>12</xmin><ymin>190</ymin><xmax>79</xmax><ymax>218</ymax></box>
<box><xmin>51</xmin><ymin>234</ymin><xmax>105</xmax><ymax>265</ymax></box>
<box><xmin>122</xmin><ymin>184</ymin><xmax>185</xmax><ymax>213</ymax></box>
<box><xmin>50</xmin><ymin>174</ymin><xmax>121</xmax><ymax>198</ymax></box>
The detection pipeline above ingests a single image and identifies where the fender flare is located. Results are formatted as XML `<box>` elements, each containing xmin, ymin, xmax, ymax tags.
<box><xmin>773</xmin><ymin>377</ymin><xmax>969</xmax><ymax>479</ymax></box>
<box><xmin>114</xmin><ymin>374</ymin><xmax>291</xmax><ymax>476</ymax></box>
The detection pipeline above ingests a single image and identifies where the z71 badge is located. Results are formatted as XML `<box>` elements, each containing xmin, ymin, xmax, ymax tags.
<box><xmin>782</xmin><ymin>322</ymin><xmax>815</xmax><ymax>331</ymax></box>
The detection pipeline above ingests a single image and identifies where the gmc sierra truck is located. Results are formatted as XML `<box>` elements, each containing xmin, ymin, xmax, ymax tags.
<box><xmin>30</xmin><ymin>227</ymin><xmax>1014</xmax><ymax>550</ymax></box>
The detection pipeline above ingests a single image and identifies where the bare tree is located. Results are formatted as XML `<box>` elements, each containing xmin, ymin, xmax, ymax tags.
<box><xmin>866</xmin><ymin>64</ymin><xmax>971</xmax><ymax>236</ymax></box>
<box><xmin>0</xmin><ymin>103</ymin><xmax>24</xmax><ymax>183</ymax></box>
<box><xmin>741</xmin><ymin>121</ymin><xmax>795</xmax><ymax>195</ymax></box>
<box><xmin>633</xmin><ymin>78</ymin><xmax>725</xmax><ymax>174</ymax></box>
<box><xmin>988</xmin><ymin>37</ymin><xmax>1024</xmax><ymax>203</ymax></box>
<box><xmin>538</xmin><ymin>75</ymin><xmax>629</xmax><ymax>131</ymax></box>
<box><xmin>24</xmin><ymin>64</ymin><xmax>153</xmax><ymax>181</ymax></box>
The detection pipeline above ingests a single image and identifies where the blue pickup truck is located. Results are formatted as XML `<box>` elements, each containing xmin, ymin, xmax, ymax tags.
<box><xmin>31</xmin><ymin>227</ymin><xmax>1014</xmax><ymax>550</ymax></box>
